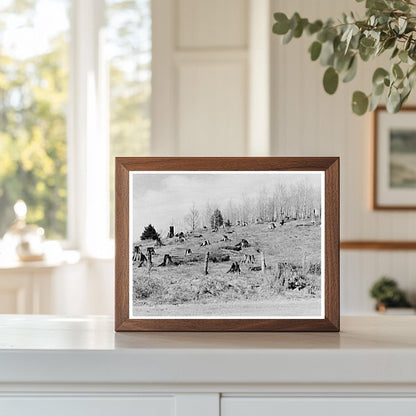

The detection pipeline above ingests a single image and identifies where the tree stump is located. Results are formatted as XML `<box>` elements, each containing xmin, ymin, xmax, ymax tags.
<box><xmin>169</xmin><ymin>225</ymin><xmax>174</xmax><ymax>238</ymax></box>
<box><xmin>158</xmin><ymin>254</ymin><xmax>174</xmax><ymax>267</ymax></box>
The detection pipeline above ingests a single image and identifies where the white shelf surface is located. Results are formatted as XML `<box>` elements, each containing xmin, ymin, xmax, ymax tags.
<box><xmin>0</xmin><ymin>315</ymin><xmax>415</xmax><ymax>387</ymax></box>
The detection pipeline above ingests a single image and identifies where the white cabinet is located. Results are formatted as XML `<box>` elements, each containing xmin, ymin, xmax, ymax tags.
<box><xmin>222</xmin><ymin>398</ymin><xmax>416</xmax><ymax>416</ymax></box>
<box><xmin>1</xmin><ymin>397</ymin><xmax>175</xmax><ymax>416</ymax></box>
<box><xmin>0</xmin><ymin>262</ymin><xmax>86</xmax><ymax>314</ymax></box>
<box><xmin>1</xmin><ymin>316</ymin><xmax>416</xmax><ymax>416</ymax></box>
<box><xmin>0</xmin><ymin>255</ymin><xmax>114</xmax><ymax>315</ymax></box>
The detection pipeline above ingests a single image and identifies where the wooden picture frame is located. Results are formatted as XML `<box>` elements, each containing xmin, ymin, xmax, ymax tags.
<box><xmin>115</xmin><ymin>157</ymin><xmax>339</xmax><ymax>332</ymax></box>
<box><xmin>373</xmin><ymin>106</ymin><xmax>416</xmax><ymax>210</ymax></box>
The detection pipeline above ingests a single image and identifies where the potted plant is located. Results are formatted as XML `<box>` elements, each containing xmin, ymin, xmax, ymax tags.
<box><xmin>369</xmin><ymin>276</ymin><xmax>413</xmax><ymax>312</ymax></box>
<box><xmin>272</xmin><ymin>0</ymin><xmax>416</xmax><ymax>115</ymax></box>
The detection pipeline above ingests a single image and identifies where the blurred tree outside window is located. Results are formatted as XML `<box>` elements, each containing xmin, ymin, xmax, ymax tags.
<box><xmin>106</xmin><ymin>0</ymin><xmax>151</xmax><ymax>237</ymax></box>
<box><xmin>0</xmin><ymin>0</ymin><xmax>151</xmax><ymax>242</ymax></box>
<box><xmin>0</xmin><ymin>0</ymin><xmax>70</xmax><ymax>239</ymax></box>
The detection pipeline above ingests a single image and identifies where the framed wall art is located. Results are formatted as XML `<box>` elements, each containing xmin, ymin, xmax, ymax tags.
<box><xmin>374</xmin><ymin>106</ymin><xmax>416</xmax><ymax>210</ymax></box>
<box><xmin>115</xmin><ymin>157</ymin><xmax>339</xmax><ymax>332</ymax></box>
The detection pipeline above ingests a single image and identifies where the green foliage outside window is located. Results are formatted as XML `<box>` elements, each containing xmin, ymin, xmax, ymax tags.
<box><xmin>107</xmin><ymin>0</ymin><xmax>151</xmax><ymax>238</ymax></box>
<box><xmin>0</xmin><ymin>1</ymin><xmax>69</xmax><ymax>238</ymax></box>
<box><xmin>0</xmin><ymin>0</ymin><xmax>151</xmax><ymax>240</ymax></box>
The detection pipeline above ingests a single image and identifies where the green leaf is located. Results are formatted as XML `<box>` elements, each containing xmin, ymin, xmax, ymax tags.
<box><xmin>391</xmin><ymin>47</ymin><xmax>399</xmax><ymax>59</ymax></box>
<box><xmin>309</xmin><ymin>41</ymin><xmax>322</xmax><ymax>61</ymax></box>
<box><xmin>350</xmin><ymin>32</ymin><xmax>361</xmax><ymax>49</ymax></box>
<box><xmin>273</xmin><ymin>13</ymin><xmax>290</xmax><ymax>35</ymax></box>
<box><xmin>366</xmin><ymin>0</ymin><xmax>388</xmax><ymax>10</ymax></box>
<box><xmin>386</xmin><ymin>87</ymin><xmax>401</xmax><ymax>113</ymax></box>
<box><xmin>317</xmin><ymin>30</ymin><xmax>328</xmax><ymax>43</ymax></box>
<box><xmin>307</xmin><ymin>20</ymin><xmax>323</xmax><ymax>35</ymax></box>
<box><xmin>374</xmin><ymin>83</ymin><xmax>385</xmax><ymax>96</ymax></box>
<box><xmin>359</xmin><ymin>46</ymin><xmax>374</xmax><ymax>62</ymax></box>
<box><xmin>372</xmin><ymin>67</ymin><xmax>389</xmax><ymax>86</ymax></box>
<box><xmin>399</xmin><ymin>49</ymin><xmax>408</xmax><ymax>63</ymax></box>
<box><xmin>359</xmin><ymin>38</ymin><xmax>377</xmax><ymax>61</ymax></box>
<box><xmin>334</xmin><ymin>52</ymin><xmax>352</xmax><ymax>73</ymax></box>
<box><xmin>360</xmin><ymin>37</ymin><xmax>375</xmax><ymax>48</ymax></box>
<box><xmin>323</xmin><ymin>67</ymin><xmax>339</xmax><ymax>95</ymax></box>
<box><xmin>342</xmin><ymin>56</ymin><xmax>357</xmax><ymax>83</ymax></box>
<box><xmin>369</xmin><ymin>92</ymin><xmax>383</xmax><ymax>111</ymax></box>
<box><xmin>408</xmin><ymin>68</ymin><xmax>416</xmax><ymax>88</ymax></box>
<box><xmin>341</xmin><ymin>25</ymin><xmax>359</xmax><ymax>53</ymax></box>
<box><xmin>409</xmin><ymin>44</ymin><xmax>416</xmax><ymax>61</ymax></box>
<box><xmin>282</xmin><ymin>29</ymin><xmax>293</xmax><ymax>44</ymax></box>
<box><xmin>383</xmin><ymin>37</ymin><xmax>396</xmax><ymax>50</ymax></box>
<box><xmin>393</xmin><ymin>0</ymin><xmax>409</xmax><ymax>11</ymax></box>
<box><xmin>293</xmin><ymin>18</ymin><xmax>308</xmax><ymax>38</ymax></box>
<box><xmin>408</xmin><ymin>63</ymin><xmax>416</xmax><ymax>78</ymax></box>
<box><xmin>398</xmin><ymin>17</ymin><xmax>407</xmax><ymax>34</ymax></box>
<box><xmin>405</xmin><ymin>34</ymin><xmax>413</xmax><ymax>51</ymax></box>
<box><xmin>393</xmin><ymin>63</ymin><xmax>404</xmax><ymax>79</ymax></box>
<box><xmin>352</xmin><ymin>91</ymin><xmax>369</xmax><ymax>115</ymax></box>
<box><xmin>400</xmin><ymin>87</ymin><xmax>411</xmax><ymax>106</ymax></box>
<box><xmin>320</xmin><ymin>41</ymin><xmax>335</xmax><ymax>66</ymax></box>
<box><xmin>290</xmin><ymin>12</ymin><xmax>301</xmax><ymax>30</ymax></box>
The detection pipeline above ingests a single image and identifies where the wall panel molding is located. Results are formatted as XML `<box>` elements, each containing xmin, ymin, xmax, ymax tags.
<box><xmin>152</xmin><ymin>0</ymin><xmax>271</xmax><ymax>157</ymax></box>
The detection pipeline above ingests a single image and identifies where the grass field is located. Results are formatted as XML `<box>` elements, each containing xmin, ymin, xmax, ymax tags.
<box><xmin>132</xmin><ymin>220</ymin><xmax>322</xmax><ymax>317</ymax></box>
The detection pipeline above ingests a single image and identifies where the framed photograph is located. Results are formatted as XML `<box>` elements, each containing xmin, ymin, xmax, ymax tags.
<box><xmin>115</xmin><ymin>157</ymin><xmax>339</xmax><ymax>332</ymax></box>
<box><xmin>374</xmin><ymin>106</ymin><xmax>416</xmax><ymax>209</ymax></box>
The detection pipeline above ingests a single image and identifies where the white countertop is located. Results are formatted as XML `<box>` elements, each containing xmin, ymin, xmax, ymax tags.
<box><xmin>0</xmin><ymin>315</ymin><xmax>415</xmax><ymax>386</ymax></box>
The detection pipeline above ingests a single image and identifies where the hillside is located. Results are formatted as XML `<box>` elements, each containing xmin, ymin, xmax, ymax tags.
<box><xmin>132</xmin><ymin>220</ymin><xmax>322</xmax><ymax>317</ymax></box>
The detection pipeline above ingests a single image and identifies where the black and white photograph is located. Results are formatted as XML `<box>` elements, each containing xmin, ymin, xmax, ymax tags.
<box><xmin>129</xmin><ymin>171</ymin><xmax>324</xmax><ymax>319</ymax></box>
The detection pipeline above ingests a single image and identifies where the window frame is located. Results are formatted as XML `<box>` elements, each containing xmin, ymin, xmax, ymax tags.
<box><xmin>0</xmin><ymin>0</ymin><xmax>153</xmax><ymax>258</ymax></box>
<box><xmin>67</xmin><ymin>0</ymin><xmax>111</xmax><ymax>257</ymax></box>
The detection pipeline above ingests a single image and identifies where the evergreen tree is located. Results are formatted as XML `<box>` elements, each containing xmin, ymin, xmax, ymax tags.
<box><xmin>210</xmin><ymin>209</ymin><xmax>224</xmax><ymax>229</ymax></box>
<box><xmin>140</xmin><ymin>224</ymin><xmax>159</xmax><ymax>241</ymax></box>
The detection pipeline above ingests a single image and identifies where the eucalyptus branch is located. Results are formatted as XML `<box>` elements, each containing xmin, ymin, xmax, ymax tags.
<box><xmin>272</xmin><ymin>0</ymin><xmax>416</xmax><ymax>115</ymax></box>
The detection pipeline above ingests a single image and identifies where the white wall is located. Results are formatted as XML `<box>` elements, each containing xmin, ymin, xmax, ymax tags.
<box><xmin>152</xmin><ymin>0</ymin><xmax>251</xmax><ymax>156</ymax></box>
<box><xmin>31</xmin><ymin>0</ymin><xmax>416</xmax><ymax>317</ymax></box>
<box><xmin>271</xmin><ymin>0</ymin><xmax>416</xmax><ymax>313</ymax></box>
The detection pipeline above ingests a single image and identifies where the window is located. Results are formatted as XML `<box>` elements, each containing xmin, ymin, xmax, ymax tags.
<box><xmin>0</xmin><ymin>0</ymin><xmax>151</xmax><ymax>251</ymax></box>
<box><xmin>106</xmin><ymin>0</ymin><xmax>151</xmax><ymax>237</ymax></box>
<box><xmin>0</xmin><ymin>0</ymin><xmax>70</xmax><ymax>239</ymax></box>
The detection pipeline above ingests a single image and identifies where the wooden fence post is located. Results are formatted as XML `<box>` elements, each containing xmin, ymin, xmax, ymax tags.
<box><xmin>204</xmin><ymin>252</ymin><xmax>209</xmax><ymax>275</ymax></box>
<box><xmin>147</xmin><ymin>250</ymin><xmax>153</xmax><ymax>273</ymax></box>
<box><xmin>260</xmin><ymin>251</ymin><xmax>266</xmax><ymax>274</ymax></box>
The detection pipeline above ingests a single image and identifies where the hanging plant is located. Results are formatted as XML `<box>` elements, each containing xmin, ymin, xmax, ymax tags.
<box><xmin>272</xmin><ymin>0</ymin><xmax>416</xmax><ymax>115</ymax></box>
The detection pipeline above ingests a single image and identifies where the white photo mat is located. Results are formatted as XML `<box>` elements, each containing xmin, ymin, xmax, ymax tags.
<box><xmin>129</xmin><ymin>171</ymin><xmax>325</xmax><ymax>320</ymax></box>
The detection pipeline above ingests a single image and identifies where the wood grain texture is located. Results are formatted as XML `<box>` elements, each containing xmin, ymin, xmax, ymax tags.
<box><xmin>373</xmin><ymin>106</ymin><xmax>416</xmax><ymax>210</ymax></box>
<box><xmin>115</xmin><ymin>157</ymin><xmax>340</xmax><ymax>332</ymax></box>
<box><xmin>341</xmin><ymin>241</ymin><xmax>416</xmax><ymax>250</ymax></box>
<box><xmin>114</xmin><ymin>160</ymin><xmax>130</xmax><ymax>330</ymax></box>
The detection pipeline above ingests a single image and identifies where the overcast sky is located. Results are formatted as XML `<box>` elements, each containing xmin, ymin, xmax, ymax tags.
<box><xmin>132</xmin><ymin>172</ymin><xmax>322</xmax><ymax>241</ymax></box>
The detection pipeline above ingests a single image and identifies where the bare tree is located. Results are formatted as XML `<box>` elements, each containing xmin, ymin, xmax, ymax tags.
<box><xmin>204</xmin><ymin>202</ymin><xmax>213</xmax><ymax>228</ymax></box>
<box><xmin>185</xmin><ymin>203</ymin><xmax>200</xmax><ymax>231</ymax></box>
